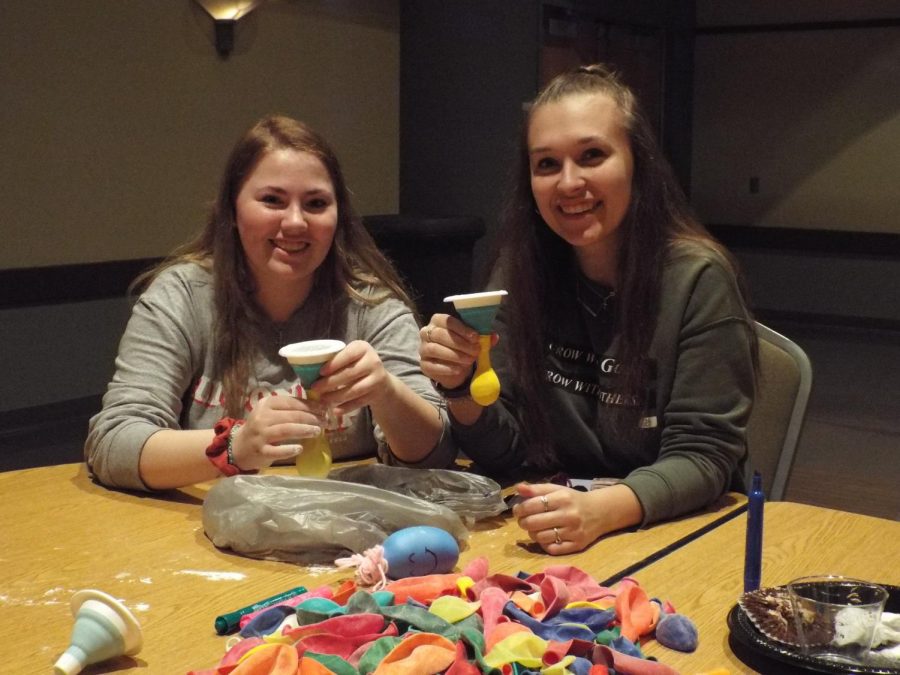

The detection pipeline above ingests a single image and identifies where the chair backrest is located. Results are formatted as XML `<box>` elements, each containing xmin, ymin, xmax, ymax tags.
<box><xmin>745</xmin><ymin>322</ymin><xmax>813</xmax><ymax>500</ymax></box>
<box><xmin>363</xmin><ymin>215</ymin><xmax>486</xmax><ymax>321</ymax></box>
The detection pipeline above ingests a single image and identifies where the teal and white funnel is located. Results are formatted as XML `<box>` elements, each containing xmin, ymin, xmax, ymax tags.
<box><xmin>278</xmin><ymin>339</ymin><xmax>346</xmax><ymax>478</ymax></box>
<box><xmin>444</xmin><ymin>290</ymin><xmax>507</xmax><ymax>334</ymax></box>
<box><xmin>54</xmin><ymin>590</ymin><xmax>142</xmax><ymax>675</ymax></box>
<box><xmin>279</xmin><ymin>339</ymin><xmax>346</xmax><ymax>388</ymax></box>
<box><xmin>444</xmin><ymin>291</ymin><xmax>508</xmax><ymax>406</ymax></box>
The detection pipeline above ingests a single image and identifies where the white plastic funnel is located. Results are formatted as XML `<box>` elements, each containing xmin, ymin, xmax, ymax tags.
<box><xmin>53</xmin><ymin>589</ymin><xmax>143</xmax><ymax>675</ymax></box>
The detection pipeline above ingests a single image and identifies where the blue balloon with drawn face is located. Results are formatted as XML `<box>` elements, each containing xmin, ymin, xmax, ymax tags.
<box><xmin>382</xmin><ymin>526</ymin><xmax>460</xmax><ymax>579</ymax></box>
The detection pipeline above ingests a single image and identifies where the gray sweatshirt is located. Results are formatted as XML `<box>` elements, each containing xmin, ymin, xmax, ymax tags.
<box><xmin>85</xmin><ymin>262</ymin><xmax>455</xmax><ymax>490</ymax></box>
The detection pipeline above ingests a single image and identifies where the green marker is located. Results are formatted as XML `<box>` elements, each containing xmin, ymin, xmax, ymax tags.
<box><xmin>214</xmin><ymin>585</ymin><xmax>307</xmax><ymax>635</ymax></box>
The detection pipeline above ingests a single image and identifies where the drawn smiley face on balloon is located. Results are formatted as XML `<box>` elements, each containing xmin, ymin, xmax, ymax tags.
<box><xmin>382</xmin><ymin>526</ymin><xmax>460</xmax><ymax>579</ymax></box>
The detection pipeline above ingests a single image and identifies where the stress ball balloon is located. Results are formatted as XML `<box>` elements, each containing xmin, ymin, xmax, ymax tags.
<box><xmin>382</xmin><ymin>526</ymin><xmax>460</xmax><ymax>579</ymax></box>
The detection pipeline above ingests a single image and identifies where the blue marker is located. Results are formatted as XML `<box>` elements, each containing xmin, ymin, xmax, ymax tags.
<box><xmin>743</xmin><ymin>471</ymin><xmax>765</xmax><ymax>593</ymax></box>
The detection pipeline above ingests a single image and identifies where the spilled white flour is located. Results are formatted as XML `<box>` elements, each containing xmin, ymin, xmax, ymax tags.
<box><xmin>109</xmin><ymin>572</ymin><xmax>153</xmax><ymax>584</ymax></box>
<box><xmin>300</xmin><ymin>565</ymin><xmax>334</xmax><ymax>577</ymax></box>
<box><xmin>1</xmin><ymin>593</ymin><xmax>65</xmax><ymax>607</ymax></box>
<box><xmin>176</xmin><ymin>570</ymin><xmax>247</xmax><ymax>581</ymax></box>
<box><xmin>1</xmin><ymin>587</ymin><xmax>70</xmax><ymax>606</ymax></box>
<box><xmin>2</xmin><ymin>584</ymin><xmax>148</xmax><ymax>612</ymax></box>
<box><xmin>1</xmin><ymin>569</ymin><xmax>242</xmax><ymax>614</ymax></box>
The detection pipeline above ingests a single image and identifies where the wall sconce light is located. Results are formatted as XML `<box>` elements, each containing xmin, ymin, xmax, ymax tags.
<box><xmin>193</xmin><ymin>0</ymin><xmax>263</xmax><ymax>58</ymax></box>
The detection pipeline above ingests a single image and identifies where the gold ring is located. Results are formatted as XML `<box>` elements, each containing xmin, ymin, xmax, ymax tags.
<box><xmin>553</xmin><ymin>527</ymin><xmax>562</xmax><ymax>545</ymax></box>
<box><xmin>425</xmin><ymin>326</ymin><xmax>433</xmax><ymax>342</ymax></box>
<box><xmin>540</xmin><ymin>495</ymin><xmax>550</xmax><ymax>512</ymax></box>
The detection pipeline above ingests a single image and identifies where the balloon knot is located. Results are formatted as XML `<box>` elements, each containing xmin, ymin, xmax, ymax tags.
<box><xmin>334</xmin><ymin>545</ymin><xmax>389</xmax><ymax>590</ymax></box>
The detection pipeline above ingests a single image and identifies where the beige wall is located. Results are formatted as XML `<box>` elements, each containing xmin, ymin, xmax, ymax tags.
<box><xmin>692</xmin><ymin>3</ymin><xmax>900</xmax><ymax>233</ymax></box>
<box><xmin>0</xmin><ymin>0</ymin><xmax>399</xmax><ymax>270</ymax></box>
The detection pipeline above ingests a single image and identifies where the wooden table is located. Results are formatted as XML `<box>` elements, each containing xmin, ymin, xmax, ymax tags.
<box><xmin>633</xmin><ymin>502</ymin><xmax>900</xmax><ymax>674</ymax></box>
<box><xmin>1</xmin><ymin>462</ymin><xmax>745</xmax><ymax>673</ymax></box>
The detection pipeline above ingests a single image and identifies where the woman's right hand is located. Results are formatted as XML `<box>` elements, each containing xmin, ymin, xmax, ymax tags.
<box><xmin>229</xmin><ymin>395</ymin><xmax>326</xmax><ymax>470</ymax></box>
<box><xmin>419</xmin><ymin>313</ymin><xmax>482</xmax><ymax>389</ymax></box>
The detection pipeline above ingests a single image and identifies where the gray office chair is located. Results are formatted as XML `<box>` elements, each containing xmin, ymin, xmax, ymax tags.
<box><xmin>745</xmin><ymin>322</ymin><xmax>813</xmax><ymax>500</ymax></box>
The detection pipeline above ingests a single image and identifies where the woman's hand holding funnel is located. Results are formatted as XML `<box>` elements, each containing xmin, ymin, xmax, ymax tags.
<box><xmin>420</xmin><ymin>291</ymin><xmax>507</xmax><ymax>405</ymax></box>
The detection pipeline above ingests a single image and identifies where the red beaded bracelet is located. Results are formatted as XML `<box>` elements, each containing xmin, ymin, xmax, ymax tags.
<box><xmin>205</xmin><ymin>417</ymin><xmax>255</xmax><ymax>477</ymax></box>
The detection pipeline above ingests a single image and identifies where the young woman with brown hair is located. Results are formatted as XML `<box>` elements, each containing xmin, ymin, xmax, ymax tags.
<box><xmin>415</xmin><ymin>65</ymin><xmax>757</xmax><ymax>554</ymax></box>
<box><xmin>87</xmin><ymin>115</ymin><xmax>451</xmax><ymax>490</ymax></box>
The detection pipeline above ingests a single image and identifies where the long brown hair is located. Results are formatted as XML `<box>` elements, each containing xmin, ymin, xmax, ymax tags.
<box><xmin>492</xmin><ymin>64</ymin><xmax>756</xmax><ymax>470</ymax></box>
<box><xmin>132</xmin><ymin>114</ymin><xmax>415</xmax><ymax>415</ymax></box>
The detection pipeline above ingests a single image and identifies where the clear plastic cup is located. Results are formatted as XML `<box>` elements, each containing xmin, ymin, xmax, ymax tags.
<box><xmin>787</xmin><ymin>575</ymin><xmax>888</xmax><ymax>665</ymax></box>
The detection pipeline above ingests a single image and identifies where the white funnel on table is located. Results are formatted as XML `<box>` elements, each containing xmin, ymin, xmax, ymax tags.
<box><xmin>53</xmin><ymin>589</ymin><xmax>143</xmax><ymax>675</ymax></box>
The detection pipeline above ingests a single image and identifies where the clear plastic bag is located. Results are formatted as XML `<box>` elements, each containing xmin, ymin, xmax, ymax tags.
<box><xmin>328</xmin><ymin>464</ymin><xmax>506</xmax><ymax>522</ymax></box>
<box><xmin>202</xmin><ymin>468</ymin><xmax>503</xmax><ymax>563</ymax></box>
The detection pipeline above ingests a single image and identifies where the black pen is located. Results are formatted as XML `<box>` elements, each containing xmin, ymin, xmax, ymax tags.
<box><xmin>743</xmin><ymin>471</ymin><xmax>765</xmax><ymax>593</ymax></box>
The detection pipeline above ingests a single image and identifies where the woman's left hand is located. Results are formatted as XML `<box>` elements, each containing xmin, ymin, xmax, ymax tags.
<box><xmin>512</xmin><ymin>481</ymin><xmax>643</xmax><ymax>554</ymax></box>
<box><xmin>310</xmin><ymin>340</ymin><xmax>396</xmax><ymax>415</ymax></box>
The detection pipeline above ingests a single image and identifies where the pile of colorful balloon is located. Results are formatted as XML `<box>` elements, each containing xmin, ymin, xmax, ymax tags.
<box><xmin>187</xmin><ymin>531</ymin><xmax>702</xmax><ymax>674</ymax></box>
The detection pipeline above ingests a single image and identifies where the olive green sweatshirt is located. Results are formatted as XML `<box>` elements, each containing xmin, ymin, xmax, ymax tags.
<box><xmin>452</xmin><ymin>241</ymin><xmax>755</xmax><ymax>526</ymax></box>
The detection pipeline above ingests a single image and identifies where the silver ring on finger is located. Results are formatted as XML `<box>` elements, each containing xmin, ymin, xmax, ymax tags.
<box><xmin>553</xmin><ymin>527</ymin><xmax>562</xmax><ymax>545</ymax></box>
<box><xmin>540</xmin><ymin>495</ymin><xmax>550</xmax><ymax>512</ymax></box>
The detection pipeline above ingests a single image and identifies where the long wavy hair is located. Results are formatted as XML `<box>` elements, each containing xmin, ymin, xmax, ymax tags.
<box><xmin>492</xmin><ymin>64</ymin><xmax>756</xmax><ymax>470</ymax></box>
<box><xmin>132</xmin><ymin>114</ymin><xmax>415</xmax><ymax>416</ymax></box>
